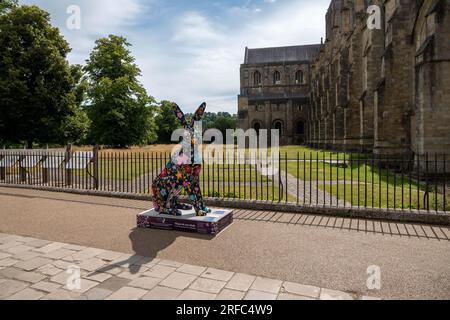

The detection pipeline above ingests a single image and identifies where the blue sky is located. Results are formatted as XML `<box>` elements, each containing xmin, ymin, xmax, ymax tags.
<box><xmin>21</xmin><ymin>0</ymin><xmax>330</xmax><ymax>113</ymax></box>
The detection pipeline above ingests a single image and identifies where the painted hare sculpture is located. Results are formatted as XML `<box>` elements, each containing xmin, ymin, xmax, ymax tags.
<box><xmin>152</xmin><ymin>103</ymin><xmax>211</xmax><ymax>217</ymax></box>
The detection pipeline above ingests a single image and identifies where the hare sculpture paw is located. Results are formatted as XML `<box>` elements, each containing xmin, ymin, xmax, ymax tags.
<box><xmin>177</xmin><ymin>203</ymin><xmax>193</xmax><ymax>211</ymax></box>
<box><xmin>196</xmin><ymin>210</ymin><xmax>208</xmax><ymax>217</ymax></box>
<box><xmin>196</xmin><ymin>207</ymin><xmax>211</xmax><ymax>216</ymax></box>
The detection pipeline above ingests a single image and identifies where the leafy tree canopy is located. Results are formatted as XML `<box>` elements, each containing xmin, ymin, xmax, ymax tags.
<box><xmin>0</xmin><ymin>5</ymin><xmax>88</xmax><ymax>147</ymax></box>
<box><xmin>84</xmin><ymin>35</ymin><xmax>157</xmax><ymax>147</ymax></box>
<box><xmin>0</xmin><ymin>0</ymin><xmax>18</xmax><ymax>15</ymax></box>
<box><xmin>185</xmin><ymin>111</ymin><xmax>237</xmax><ymax>138</ymax></box>
<box><xmin>154</xmin><ymin>100</ymin><xmax>182</xmax><ymax>144</ymax></box>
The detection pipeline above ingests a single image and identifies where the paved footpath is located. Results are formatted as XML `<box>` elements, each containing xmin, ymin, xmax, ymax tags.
<box><xmin>0</xmin><ymin>187</ymin><xmax>449</xmax><ymax>299</ymax></box>
<box><xmin>0</xmin><ymin>233</ymin><xmax>377</xmax><ymax>300</ymax></box>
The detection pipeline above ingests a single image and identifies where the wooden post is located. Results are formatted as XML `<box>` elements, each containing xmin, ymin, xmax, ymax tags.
<box><xmin>42</xmin><ymin>146</ymin><xmax>49</xmax><ymax>184</ymax></box>
<box><xmin>65</xmin><ymin>144</ymin><xmax>73</xmax><ymax>186</ymax></box>
<box><xmin>93</xmin><ymin>145</ymin><xmax>100</xmax><ymax>190</ymax></box>
<box><xmin>19</xmin><ymin>148</ymin><xmax>26</xmax><ymax>183</ymax></box>
<box><xmin>0</xmin><ymin>146</ymin><xmax>4</xmax><ymax>180</ymax></box>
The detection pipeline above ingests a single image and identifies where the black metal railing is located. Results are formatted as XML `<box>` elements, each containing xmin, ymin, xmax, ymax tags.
<box><xmin>0</xmin><ymin>147</ymin><xmax>448</xmax><ymax>213</ymax></box>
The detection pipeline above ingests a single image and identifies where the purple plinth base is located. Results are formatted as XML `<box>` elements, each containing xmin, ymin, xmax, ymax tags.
<box><xmin>137</xmin><ymin>208</ymin><xmax>233</xmax><ymax>235</ymax></box>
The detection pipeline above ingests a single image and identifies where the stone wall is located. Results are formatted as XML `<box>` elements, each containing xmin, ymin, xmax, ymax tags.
<box><xmin>238</xmin><ymin>60</ymin><xmax>313</xmax><ymax>145</ymax></box>
<box><xmin>308</xmin><ymin>0</ymin><xmax>450</xmax><ymax>161</ymax></box>
<box><xmin>238</xmin><ymin>0</ymin><xmax>450</xmax><ymax>163</ymax></box>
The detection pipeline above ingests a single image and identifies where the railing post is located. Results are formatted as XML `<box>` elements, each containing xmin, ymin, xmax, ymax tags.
<box><xmin>42</xmin><ymin>146</ymin><xmax>50</xmax><ymax>184</ymax></box>
<box><xmin>65</xmin><ymin>144</ymin><xmax>73</xmax><ymax>186</ymax></box>
<box><xmin>93</xmin><ymin>145</ymin><xmax>99</xmax><ymax>190</ymax></box>
<box><xmin>19</xmin><ymin>147</ymin><xmax>27</xmax><ymax>183</ymax></box>
<box><xmin>0</xmin><ymin>146</ymin><xmax>5</xmax><ymax>180</ymax></box>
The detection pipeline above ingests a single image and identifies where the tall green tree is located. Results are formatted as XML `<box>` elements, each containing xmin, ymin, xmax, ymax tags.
<box><xmin>85</xmin><ymin>35</ymin><xmax>157</xmax><ymax>147</ymax></box>
<box><xmin>210</xmin><ymin>116</ymin><xmax>237</xmax><ymax>137</ymax></box>
<box><xmin>0</xmin><ymin>0</ymin><xmax>18</xmax><ymax>15</ymax></box>
<box><xmin>0</xmin><ymin>5</ymin><xmax>88</xmax><ymax>147</ymax></box>
<box><xmin>155</xmin><ymin>100</ymin><xmax>181</xmax><ymax>144</ymax></box>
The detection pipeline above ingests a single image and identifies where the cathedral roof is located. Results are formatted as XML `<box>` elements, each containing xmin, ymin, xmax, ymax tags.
<box><xmin>244</xmin><ymin>44</ymin><xmax>321</xmax><ymax>64</ymax></box>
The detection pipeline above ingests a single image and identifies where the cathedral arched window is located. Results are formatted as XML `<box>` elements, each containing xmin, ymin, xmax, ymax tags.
<box><xmin>273</xmin><ymin>71</ymin><xmax>281</xmax><ymax>85</ymax></box>
<box><xmin>253</xmin><ymin>122</ymin><xmax>262</xmax><ymax>135</ymax></box>
<box><xmin>297</xmin><ymin>121</ymin><xmax>305</xmax><ymax>135</ymax></box>
<box><xmin>295</xmin><ymin>70</ymin><xmax>304</xmax><ymax>84</ymax></box>
<box><xmin>273</xmin><ymin>120</ymin><xmax>284</xmax><ymax>134</ymax></box>
<box><xmin>254</xmin><ymin>71</ymin><xmax>262</xmax><ymax>86</ymax></box>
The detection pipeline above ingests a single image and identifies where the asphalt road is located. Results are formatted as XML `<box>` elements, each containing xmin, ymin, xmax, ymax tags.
<box><xmin>0</xmin><ymin>187</ymin><xmax>449</xmax><ymax>299</ymax></box>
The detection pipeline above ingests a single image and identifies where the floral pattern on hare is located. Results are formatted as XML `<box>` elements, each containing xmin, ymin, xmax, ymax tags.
<box><xmin>152</xmin><ymin>102</ymin><xmax>211</xmax><ymax>217</ymax></box>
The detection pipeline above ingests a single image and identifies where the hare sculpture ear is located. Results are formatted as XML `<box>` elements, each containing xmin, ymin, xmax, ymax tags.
<box><xmin>171</xmin><ymin>103</ymin><xmax>188</xmax><ymax>128</ymax></box>
<box><xmin>190</xmin><ymin>102</ymin><xmax>207</xmax><ymax>127</ymax></box>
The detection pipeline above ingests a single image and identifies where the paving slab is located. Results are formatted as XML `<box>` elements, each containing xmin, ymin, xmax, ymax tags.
<box><xmin>84</xmin><ymin>272</ymin><xmax>112</xmax><ymax>283</ymax></box>
<box><xmin>4</xmin><ymin>245</ymin><xmax>34</xmax><ymax>255</ymax></box>
<box><xmin>63</xmin><ymin>278</ymin><xmax>99</xmax><ymax>294</ymax></box>
<box><xmin>190</xmin><ymin>277</ymin><xmax>226</xmax><ymax>294</ymax></box>
<box><xmin>26</xmin><ymin>239</ymin><xmax>52</xmax><ymax>249</ymax></box>
<box><xmin>6</xmin><ymin>288</ymin><xmax>45</xmax><ymax>300</ymax></box>
<box><xmin>142</xmin><ymin>286</ymin><xmax>181</xmax><ymax>300</ymax></box>
<box><xmin>0</xmin><ymin>258</ymin><xmax>21</xmax><ymax>268</ymax></box>
<box><xmin>281</xmin><ymin>282</ymin><xmax>320</xmax><ymax>298</ymax></box>
<box><xmin>97</xmin><ymin>277</ymin><xmax>131</xmax><ymax>292</ymax></box>
<box><xmin>134</xmin><ymin>257</ymin><xmax>160</xmax><ymax>268</ymax></box>
<box><xmin>277</xmin><ymin>293</ymin><xmax>315</xmax><ymax>300</ymax></box>
<box><xmin>33</xmin><ymin>242</ymin><xmax>66</xmax><ymax>254</ymax></box>
<box><xmin>244</xmin><ymin>290</ymin><xmax>278</xmax><ymax>300</ymax></box>
<box><xmin>71</xmin><ymin>248</ymin><xmax>105</xmax><ymax>261</ymax></box>
<box><xmin>201</xmin><ymin>268</ymin><xmax>234</xmax><ymax>282</ymax></box>
<box><xmin>83</xmin><ymin>287</ymin><xmax>114</xmax><ymax>300</ymax></box>
<box><xmin>320</xmin><ymin>288</ymin><xmax>354</xmax><ymax>300</ymax></box>
<box><xmin>144</xmin><ymin>265</ymin><xmax>177</xmax><ymax>279</ymax></box>
<box><xmin>106</xmin><ymin>286</ymin><xmax>148</xmax><ymax>300</ymax></box>
<box><xmin>0</xmin><ymin>279</ymin><xmax>29</xmax><ymax>299</ymax></box>
<box><xmin>159</xmin><ymin>272</ymin><xmax>197</xmax><ymax>290</ymax></box>
<box><xmin>96</xmin><ymin>250</ymin><xmax>124</xmax><ymax>262</ymax></box>
<box><xmin>37</xmin><ymin>264</ymin><xmax>64</xmax><ymax>276</ymax></box>
<box><xmin>128</xmin><ymin>276</ymin><xmax>161</xmax><ymax>290</ymax></box>
<box><xmin>43</xmin><ymin>249</ymin><xmax>76</xmax><ymax>260</ymax></box>
<box><xmin>0</xmin><ymin>252</ymin><xmax>12</xmax><ymax>260</ymax></box>
<box><xmin>0</xmin><ymin>267</ymin><xmax>24</xmax><ymax>279</ymax></box>
<box><xmin>41</xmin><ymin>289</ymin><xmax>83</xmax><ymax>300</ymax></box>
<box><xmin>31</xmin><ymin>281</ymin><xmax>62</xmax><ymax>293</ymax></box>
<box><xmin>0</xmin><ymin>241</ymin><xmax>24</xmax><ymax>250</ymax></box>
<box><xmin>159</xmin><ymin>259</ymin><xmax>184</xmax><ymax>268</ymax></box>
<box><xmin>14</xmin><ymin>257</ymin><xmax>54</xmax><ymax>271</ymax></box>
<box><xmin>216</xmin><ymin>289</ymin><xmax>246</xmax><ymax>300</ymax></box>
<box><xmin>177</xmin><ymin>264</ymin><xmax>207</xmax><ymax>276</ymax></box>
<box><xmin>250</xmin><ymin>277</ymin><xmax>283</xmax><ymax>294</ymax></box>
<box><xmin>177</xmin><ymin>289</ymin><xmax>217</xmax><ymax>300</ymax></box>
<box><xmin>78</xmin><ymin>258</ymin><xmax>106</xmax><ymax>272</ymax></box>
<box><xmin>62</xmin><ymin>244</ymin><xmax>86</xmax><ymax>251</ymax></box>
<box><xmin>225</xmin><ymin>273</ymin><xmax>256</xmax><ymax>292</ymax></box>
<box><xmin>12</xmin><ymin>270</ymin><xmax>46</xmax><ymax>284</ymax></box>
<box><xmin>13</xmin><ymin>251</ymin><xmax>42</xmax><ymax>261</ymax></box>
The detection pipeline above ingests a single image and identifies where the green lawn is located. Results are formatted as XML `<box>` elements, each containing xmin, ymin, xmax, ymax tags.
<box><xmin>324</xmin><ymin>184</ymin><xmax>449</xmax><ymax>211</ymax></box>
<box><xmin>194</xmin><ymin>185</ymin><xmax>295</xmax><ymax>202</ymax></box>
<box><xmin>5</xmin><ymin>145</ymin><xmax>446</xmax><ymax>211</ymax></box>
<box><xmin>280</xmin><ymin>149</ymin><xmax>447</xmax><ymax>211</ymax></box>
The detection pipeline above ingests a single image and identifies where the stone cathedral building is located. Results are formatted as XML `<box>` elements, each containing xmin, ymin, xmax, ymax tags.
<box><xmin>238</xmin><ymin>0</ymin><xmax>450</xmax><ymax>159</ymax></box>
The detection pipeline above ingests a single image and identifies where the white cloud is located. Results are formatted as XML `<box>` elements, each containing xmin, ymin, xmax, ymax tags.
<box><xmin>20</xmin><ymin>0</ymin><xmax>330</xmax><ymax>114</ymax></box>
<box><xmin>171</xmin><ymin>11</ymin><xmax>223</xmax><ymax>45</ymax></box>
